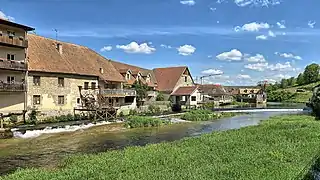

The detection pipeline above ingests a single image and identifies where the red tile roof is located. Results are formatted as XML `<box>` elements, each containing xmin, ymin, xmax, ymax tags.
<box><xmin>153</xmin><ymin>66</ymin><xmax>190</xmax><ymax>92</ymax></box>
<box><xmin>171</xmin><ymin>86</ymin><xmax>198</xmax><ymax>96</ymax></box>
<box><xmin>27</xmin><ymin>34</ymin><xmax>125</xmax><ymax>82</ymax></box>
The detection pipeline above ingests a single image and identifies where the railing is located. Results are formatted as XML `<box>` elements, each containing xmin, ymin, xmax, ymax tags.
<box><xmin>0</xmin><ymin>59</ymin><xmax>27</xmax><ymax>71</ymax></box>
<box><xmin>100</xmin><ymin>89</ymin><xmax>136</xmax><ymax>96</ymax></box>
<box><xmin>0</xmin><ymin>82</ymin><xmax>26</xmax><ymax>92</ymax></box>
<box><xmin>147</xmin><ymin>91</ymin><xmax>157</xmax><ymax>97</ymax></box>
<box><xmin>0</xmin><ymin>35</ymin><xmax>28</xmax><ymax>48</ymax></box>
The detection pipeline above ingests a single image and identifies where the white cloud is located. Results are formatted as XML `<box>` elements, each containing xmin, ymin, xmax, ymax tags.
<box><xmin>210</xmin><ymin>7</ymin><xmax>217</xmax><ymax>11</ymax></box>
<box><xmin>276</xmin><ymin>21</ymin><xmax>286</xmax><ymax>29</ymax></box>
<box><xmin>245</xmin><ymin>54</ymin><xmax>266</xmax><ymax>63</ymax></box>
<box><xmin>237</xmin><ymin>74</ymin><xmax>251</xmax><ymax>79</ymax></box>
<box><xmin>100</xmin><ymin>46</ymin><xmax>112</xmax><ymax>52</ymax></box>
<box><xmin>207</xmin><ymin>55</ymin><xmax>213</xmax><ymax>58</ymax></box>
<box><xmin>274</xmin><ymin>74</ymin><xmax>291</xmax><ymax>79</ymax></box>
<box><xmin>235</xmin><ymin>22</ymin><xmax>270</xmax><ymax>32</ymax></box>
<box><xmin>245</xmin><ymin>62</ymin><xmax>268</xmax><ymax>71</ymax></box>
<box><xmin>216</xmin><ymin>49</ymin><xmax>243</xmax><ymax>61</ymax></box>
<box><xmin>216</xmin><ymin>21</ymin><xmax>220</xmax><ymax>24</ymax></box>
<box><xmin>275</xmin><ymin>52</ymin><xmax>302</xmax><ymax>60</ymax></box>
<box><xmin>116</xmin><ymin>42</ymin><xmax>156</xmax><ymax>54</ymax></box>
<box><xmin>256</xmin><ymin>35</ymin><xmax>268</xmax><ymax>40</ymax></box>
<box><xmin>177</xmin><ymin>45</ymin><xmax>196</xmax><ymax>56</ymax></box>
<box><xmin>201</xmin><ymin>69</ymin><xmax>224</xmax><ymax>75</ymax></box>
<box><xmin>308</xmin><ymin>21</ymin><xmax>316</xmax><ymax>28</ymax></box>
<box><xmin>160</xmin><ymin>44</ymin><xmax>172</xmax><ymax>49</ymax></box>
<box><xmin>234</xmin><ymin>0</ymin><xmax>281</xmax><ymax>7</ymax></box>
<box><xmin>268</xmin><ymin>30</ymin><xmax>276</xmax><ymax>37</ymax></box>
<box><xmin>180</xmin><ymin>0</ymin><xmax>195</xmax><ymax>6</ymax></box>
<box><xmin>0</xmin><ymin>11</ymin><xmax>15</xmax><ymax>22</ymax></box>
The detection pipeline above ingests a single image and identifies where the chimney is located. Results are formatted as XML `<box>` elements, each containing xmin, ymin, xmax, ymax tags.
<box><xmin>100</xmin><ymin>68</ymin><xmax>104</xmax><ymax>74</ymax></box>
<box><xmin>57</xmin><ymin>43</ymin><xmax>63</xmax><ymax>54</ymax></box>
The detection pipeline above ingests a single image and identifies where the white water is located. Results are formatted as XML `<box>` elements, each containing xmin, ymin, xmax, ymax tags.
<box><xmin>219</xmin><ymin>108</ymin><xmax>304</xmax><ymax>113</ymax></box>
<box><xmin>12</xmin><ymin>121</ymin><xmax>120</xmax><ymax>139</ymax></box>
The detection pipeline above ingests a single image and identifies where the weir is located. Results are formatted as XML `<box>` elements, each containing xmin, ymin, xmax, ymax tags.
<box><xmin>216</xmin><ymin>108</ymin><xmax>305</xmax><ymax>113</ymax></box>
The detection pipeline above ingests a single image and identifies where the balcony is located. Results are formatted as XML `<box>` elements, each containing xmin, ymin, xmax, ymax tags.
<box><xmin>100</xmin><ymin>89</ymin><xmax>136</xmax><ymax>97</ymax></box>
<box><xmin>0</xmin><ymin>82</ymin><xmax>26</xmax><ymax>92</ymax></box>
<box><xmin>0</xmin><ymin>59</ymin><xmax>27</xmax><ymax>71</ymax></box>
<box><xmin>0</xmin><ymin>35</ymin><xmax>28</xmax><ymax>48</ymax></box>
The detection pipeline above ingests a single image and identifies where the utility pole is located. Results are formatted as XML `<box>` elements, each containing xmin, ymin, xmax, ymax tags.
<box><xmin>200</xmin><ymin>73</ymin><xmax>223</xmax><ymax>85</ymax></box>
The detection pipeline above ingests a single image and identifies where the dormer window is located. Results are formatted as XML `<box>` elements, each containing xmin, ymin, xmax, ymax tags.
<box><xmin>126</xmin><ymin>73</ymin><xmax>130</xmax><ymax>80</ymax></box>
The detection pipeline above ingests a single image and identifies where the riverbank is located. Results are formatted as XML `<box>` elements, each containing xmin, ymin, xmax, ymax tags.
<box><xmin>1</xmin><ymin>114</ymin><xmax>318</xmax><ymax>180</ymax></box>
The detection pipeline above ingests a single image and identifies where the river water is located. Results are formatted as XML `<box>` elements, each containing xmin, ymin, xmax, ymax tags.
<box><xmin>0</xmin><ymin>103</ymin><xmax>306</xmax><ymax>176</ymax></box>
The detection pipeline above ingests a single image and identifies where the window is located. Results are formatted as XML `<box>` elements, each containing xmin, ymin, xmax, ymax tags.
<box><xmin>191</xmin><ymin>96</ymin><xmax>196</xmax><ymax>101</ymax></box>
<box><xmin>7</xmin><ymin>31</ymin><xmax>15</xmax><ymax>38</ymax></box>
<box><xmin>7</xmin><ymin>54</ymin><xmax>15</xmax><ymax>61</ymax></box>
<box><xmin>7</xmin><ymin>76</ymin><xmax>15</xmax><ymax>83</ymax></box>
<box><xmin>91</xmin><ymin>82</ymin><xmax>96</xmax><ymax>89</ymax></box>
<box><xmin>33</xmin><ymin>76</ymin><xmax>40</xmax><ymax>86</ymax></box>
<box><xmin>33</xmin><ymin>95</ymin><xmax>41</xmax><ymax>105</ymax></box>
<box><xmin>77</xmin><ymin>98</ymin><xmax>81</xmax><ymax>104</ymax></box>
<box><xmin>126</xmin><ymin>73</ymin><xmax>130</xmax><ymax>80</ymax></box>
<box><xmin>250</xmin><ymin>90</ymin><xmax>254</xmax><ymax>93</ymax></box>
<box><xmin>58</xmin><ymin>77</ymin><xmax>64</xmax><ymax>87</ymax></box>
<box><xmin>58</xmin><ymin>96</ymin><xmax>65</xmax><ymax>105</ymax></box>
<box><xmin>184</xmin><ymin>76</ymin><xmax>188</xmax><ymax>82</ymax></box>
<box><xmin>244</xmin><ymin>89</ymin><xmax>248</xmax><ymax>93</ymax></box>
<box><xmin>84</xmin><ymin>82</ymin><xmax>89</xmax><ymax>90</ymax></box>
<box><xmin>181</xmin><ymin>96</ymin><xmax>186</xmax><ymax>101</ymax></box>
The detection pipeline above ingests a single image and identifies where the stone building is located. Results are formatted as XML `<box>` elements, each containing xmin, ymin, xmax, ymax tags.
<box><xmin>0</xmin><ymin>18</ymin><xmax>34</xmax><ymax>113</ymax></box>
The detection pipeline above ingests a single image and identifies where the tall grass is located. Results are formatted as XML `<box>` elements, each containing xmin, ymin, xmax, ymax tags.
<box><xmin>2</xmin><ymin>115</ymin><xmax>320</xmax><ymax>180</ymax></box>
<box><xmin>124</xmin><ymin>116</ymin><xmax>170</xmax><ymax>128</ymax></box>
<box><xmin>181</xmin><ymin>110</ymin><xmax>234</xmax><ymax>121</ymax></box>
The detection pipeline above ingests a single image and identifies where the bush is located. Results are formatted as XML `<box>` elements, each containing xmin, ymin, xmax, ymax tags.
<box><xmin>148</xmin><ymin>105</ymin><xmax>161</xmax><ymax>115</ymax></box>
<box><xmin>310</xmin><ymin>86</ymin><xmax>320</xmax><ymax>119</ymax></box>
<box><xmin>118</xmin><ymin>111</ymin><xmax>124</xmax><ymax>117</ymax></box>
<box><xmin>156</xmin><ymin>93</ymin><xmax>165</xmax><ymax>101</ymax></box>
<box><xmin>124</xmin><ymin>116</ymin><xmax>169</xmax><ymax>128</ymax></box>
<box><xmin>129</xmin><ymin>109</ymin><xmax>138</xmax><ymax>116</ymax></box>
<box><xmin>28</xmin><ymin>109</ymin><xmax>38</xmax><ymax>124</ymax></box>
<box><xmin>9</xmin><ymin>115</ymin><xmax>18</xmax><ymax>124</ymax></box>
<box><xmin>181</xmin><ymin>110</ymin><xmax>218</xmax><ymax>121</ymax></box>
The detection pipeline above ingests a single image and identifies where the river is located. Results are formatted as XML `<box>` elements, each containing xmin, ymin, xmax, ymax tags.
<box><xmin>0</xmin><ymin>103</ymin><xmax>307</xmax><ymax>176</ymax></box>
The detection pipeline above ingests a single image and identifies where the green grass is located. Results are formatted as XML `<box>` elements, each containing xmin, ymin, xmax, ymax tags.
<box><xmin>124</xmin><ymin>116</ymin><xmax>170</xmax><ymax>128</ymax></box>
<box><xmin>181</xmin><ymin>109</ymin><xmax>236</xmax><ymax>121</ymax></box>
<box><xmin>284</xmin><ymin>92</ymin><xmax>313</xmax><ymax>103</ymax></box>
<box><xmin>2</xmin><ymin>115</ymin><xmax>320</xmax><ymax>180</ymax></box>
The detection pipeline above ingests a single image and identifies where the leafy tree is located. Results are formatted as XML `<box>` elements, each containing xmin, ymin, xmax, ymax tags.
<box><xmin>280</xmin><ymin>79</ymin><xmax>288</xmax><ymax>89</ymax></box>
<box><xmin>309</xmin><ymin>85</ymin><xmax>320</xmax><ymax>119</ymax></box>
<box><xmin>297</xmin><ymin>73</ymin><xmax>305</xmax><ymax>85</ymax></box>
<box><xmin>132</xmin><ymin>81</ymin><xmax>148</xmax><ymax>107</ymax></box>
<box><xmin>304</xmin><ymin>63</ymin><xmax>320</xmax><ymax>84</ymax></box>
<box><xmin>288</xmin><ymin>77</ymin><xmax>296</xmax><ymax>87</ymax></box>
<box><xmin>156</xmin><ymin>93</ymin><xmax>165</xmax><ymax>101</ymax></box>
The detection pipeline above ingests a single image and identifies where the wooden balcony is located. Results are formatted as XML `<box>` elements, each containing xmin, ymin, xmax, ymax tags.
<box><xmin>0</xmin><ymin>59</ymin><xmax>27</xmax><ymax>71</ymax></box>
<box><xmin>0</xmin><ymin>35</ymin><xmax>28</xmax><ymax>48</ymax></box>
<box><xmin>0</xmin><ymin>82</ymin><xmax>26</xmax><ymax>92</ymax></box>
<box><xmin>100</xmin><ymin>89</ymin><xmax>136</xmax><ymax>97</ymax></box>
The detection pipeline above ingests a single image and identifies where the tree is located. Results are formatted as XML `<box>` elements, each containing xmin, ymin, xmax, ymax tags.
<box><xmin>297</xmin><ymin>73</ymin><xmax>305</xmax><ymax>85</ymax></box>
<box><xmin>288</xmin><ymin>77</ymin><xmax>296</xmax><ymax>87</ymax></box>
<box><xmin>304</xmin><ymin>63</ymin><xmax>320</xmax><ymax>84</ymax></box>
<box><xmin>309</xmin><ymin>85</ymin><xmax>320</xmax><ymax>119</ymax></box>
<box><xmin>132</xmin><ymin>81</ymin><xmax>148</xmax><ymax>107</ymax></box>
<box><xmin>280</xmin><ymin>79</ymin><xmax>288</xmax><ymax>89</ymax></box>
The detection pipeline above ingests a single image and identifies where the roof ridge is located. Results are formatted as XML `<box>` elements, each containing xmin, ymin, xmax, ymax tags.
<box><xmin>108</xmin><ymin>59</ymin><xmax>152</xmax><ymax>71</ymax></box>
<box><xmin>153</xmin><ymin>66</ymin><xmax>187</xmax><ymax>70</ymax></box>
<box><xmin>28</xmin><ymin>34</ymin><xmax>86</xmax><ymax>48</ymax></box>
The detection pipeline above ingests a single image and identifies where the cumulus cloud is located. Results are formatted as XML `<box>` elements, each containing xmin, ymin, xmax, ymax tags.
<box><xmin>308</xmin><ymin>21</ymin><xmax>316</xmax><ymax>28</ymax></box>
<box><xmin>237</xmin><ymin>74</ymin><xmax>251</xmax><ymax>79</ymax></box>
<box><xmin>274</xmin><ymin>74</ymin><xmax>291</xmax><ymax>79</ymax></box>
<box><xmin>245</xmin><ymin>54</ymin><xmax>266</xmax><ymax>63</ymax></box>
<box><xmin>116</xmin><ymin>42</ymin><xmax>156</xmax><ymax>54</ymax></box>
<box><xmin>180</xmin><ymin>0</ymin><xmax>195</xmax><ymax>6</ymax></box>
<box><xmin>216</xmin><ymin>49</ymin><xmax>243</xmax><ymax>61</ymax></box>
<box><xmin>245</xmin><ymin>61</ymin><xmax>297</xmax><ymax>72</ymax></box>
<box><xmin>0</xmin><ymin>11</ymin><xmax>15</xmax><ymax>22</ymax></box>
<box><xmin>256</xmin><ymin>35</ymin><xmax>268</xmax><ymax>40</ymax></box>
<box><xmin>276</xmin><ymin>21</ymin><xmax>286</xmax><ymax>29</ymax></box>
<box><xmin>160</xmin><ymin>44</ymin><xmax>172</xmax><ymax>49</ymax></box>
<box><xmin>177</xmin><ymin>45</ymin><xmax>196</xmax><ymax>56</ymax></box>
<box><xmin>100</xmin><ymin>46</ymin><xmax>112</xmax><ymax>52</ymax></box>
<box><xmin>235</xmin><ymin>22</ymin><xmax>270</xmax><ymax>32</ymax></box>
<box><xmin>275</xmin><ymin>52</ymin><xmax>302</xmax><ymax>60</ymax></box>
<box><xmin>244</xmin><ymin>62</ymin><xmax>268</xmax><ymax>71</ymax></box>
<box><xmin>201</xmin><ymin>69</ymin><xmax>224</xmax><ymax>75</ymax></box>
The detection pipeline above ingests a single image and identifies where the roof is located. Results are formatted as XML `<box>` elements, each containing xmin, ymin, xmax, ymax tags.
<box><xmin>27</xmin><ymin>34</ymin><xmax>125</xmax><ymax>82</ymax></box>
<box><xmin>171</xmin><ymin>86</ymin><xmax>198</xmax><ymax>96</ymax></box>
<box><xmin>110</xmin><ymin>60</ymin><xmax>157</xmax><ymax>87</ymax></box>
<box><xmin>0</xmin><ymin>18</ymin><xmax>34</xmax><ymax>31</ymax></box>
<box><xmin>153</xmin><ymin>66</ymin><xmax>191</xmax><ymax>92</ymax></box>
<box><xmin>199</xmin><ymin>84</ymin><xmax>229</xmax><ymax>96</ymax></box>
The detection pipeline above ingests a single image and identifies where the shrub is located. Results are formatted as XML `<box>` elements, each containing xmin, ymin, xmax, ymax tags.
<box><xmin>129</xmin><ymin>109</ymin><xmax>138</xmax><ymax>116</ymax></box>
<box><xmin>118</xmin><ymin>111</ymin><xmax>124</xmax><ymax>117</ymax></box>
<box><xmin>9</xmin><ymin>115</ymin><xmax>18</xmax><ymax>124</ymax></box>
<box><xmin>28</xmin><ymin>109</ymin><xmax>38</xmax><ymax>124</ymax></box>
<box><xmin>181</xmin><ymin>110</ymin><xmax>218</xmax><ymax>121</ymax></box>
<box><xmin>124</xmin><ymin>116</ymin><xmax>169</xmax><ymax>128</ymax></box>
<box><xmin>310</xmin><ymin>86</ymin><xmax>320</xmax><ymax>119</ymax></box>
<box><xmin>156</xmin><ymin>93</ymin><xmax>165</xmax><ymax>101</ymax></box>
<box><xmin>148</xmin><ymin>105</ymin><xmax>161</xmax><ymax>115</ymax></box>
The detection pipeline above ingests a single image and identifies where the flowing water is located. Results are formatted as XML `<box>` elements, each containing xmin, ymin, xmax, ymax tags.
<box><xmin>0</xmin><ymin>103</ymin><xmax>306</xmax><ymax>176</ymax></box>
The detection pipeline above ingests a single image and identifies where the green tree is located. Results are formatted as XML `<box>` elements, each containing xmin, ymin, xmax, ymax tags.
<box><xmin>288</xmin><ymin>77</ymin><xmax>296</xmax><ymax>87</ymax></box>
<box><xmin>304</xmin><ymin>63</ymin><xmax>320</xmax><ymax>84</ymax></box>
<box><xmin>297</xmin><ymin>73</ymin><xmax>305</xmax><ymax>85</ymax></box>
<box><xmin>280</xmin><ymin>79</ymin><xmax>288</xmax><ymax>89</ymax></box>
<box><xmin>310</xmin><ymin>85</ymin><xmax>320</xmax><ymax>119</ymax></box>
<box><xmin>132</xmin><ymin>81</ymin><xmax>149</xmax><ymax>107</ymax></box>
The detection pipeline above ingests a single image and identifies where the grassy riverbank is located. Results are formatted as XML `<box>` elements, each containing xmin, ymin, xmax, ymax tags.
<box><xmin>2</xmin><ymin>114</ymin><xmax>319</xmax><ymax>179</ymax></box>
<box><xmin>181</xmin><ymin>110</ymin><xmax>236</xmax><ymax>121</ymax></box>
<box><xmin>124</xmin><ymin>116</ymin><xmax>170</xmax><ymax>128</ymax></box>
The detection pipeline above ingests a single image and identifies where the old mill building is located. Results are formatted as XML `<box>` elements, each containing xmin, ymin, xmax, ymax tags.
<box><xmin>0</xmin><ymin>19</ymin><xmax>202</xmax><ymax>117</ymax></box>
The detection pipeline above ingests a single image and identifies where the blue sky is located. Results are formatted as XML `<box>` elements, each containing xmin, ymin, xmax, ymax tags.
<box><xmin>1</xmin><ymin>0</ymin><xmax>320</xmax><ymax>85</ymax></box>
